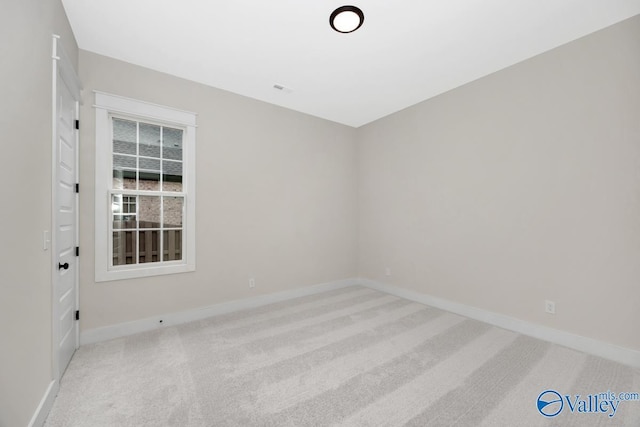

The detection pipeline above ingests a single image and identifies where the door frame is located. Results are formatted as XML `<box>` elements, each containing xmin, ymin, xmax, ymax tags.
<box><xmin>51</xmin><ymin>34</ymin><xmax>82</xmax><ymax>382</ymax></box>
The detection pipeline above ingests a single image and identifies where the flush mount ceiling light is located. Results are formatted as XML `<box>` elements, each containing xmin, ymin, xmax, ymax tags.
<box><xmin>330</xmin><ymin>5</ymin><xmax>364</xmax><ymax>33</ymax></box>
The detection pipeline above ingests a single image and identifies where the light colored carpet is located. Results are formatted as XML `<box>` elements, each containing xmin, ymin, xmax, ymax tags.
<box><xmin>45</xmin><ymin>286</ymin><xmax>640</xmax><ymax>426</ymax></box>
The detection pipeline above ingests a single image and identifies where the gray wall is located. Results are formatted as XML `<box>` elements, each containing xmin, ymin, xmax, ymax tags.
<box><xmin>357</xmin><ymin>15</ymin><xmax>640</xmax><ymax>352</ymax></box>
<box><xmin>78</xmin><ymin>51</ymin><xmax>358</xmax><ymax>331</ymax></box>
<box><xmin>0</xmin><ymin>1</ymin><xmax>78</xmax><ymax>426</ymax></box>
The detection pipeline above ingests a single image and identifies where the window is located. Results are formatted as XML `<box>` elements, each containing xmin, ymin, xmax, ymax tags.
<box><xmin>110</xmin><ymin>118</ymin><xmax>185</xmax><ymax>266</ymax></box>
<box><xmin>95</xmin><ymin>92</ymin><xmax>196</xmax><ymax>281</ymax></box>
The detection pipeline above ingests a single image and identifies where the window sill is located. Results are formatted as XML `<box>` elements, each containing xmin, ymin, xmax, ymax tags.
<box><xmin>95</xmin><ymin>262</ymin><xmax>195</xmax><ymax>282</ymax></box>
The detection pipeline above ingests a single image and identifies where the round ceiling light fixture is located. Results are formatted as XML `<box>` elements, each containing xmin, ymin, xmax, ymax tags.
<box><xmin>330</xmin><ymin>5</ymin><xmax>364</xmax><ymax>33</ymax></box>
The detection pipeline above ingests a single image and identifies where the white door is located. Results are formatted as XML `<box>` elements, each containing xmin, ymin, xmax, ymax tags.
<box><xmin>53</xmin><ymin>36</ymin><xmax>80</xmax><ymax>377</ymax></box>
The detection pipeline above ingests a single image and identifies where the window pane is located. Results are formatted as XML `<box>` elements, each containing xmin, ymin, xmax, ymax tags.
<box><xmin>112</xmin><ymin>195</ymin><xmax>136</xmax><ymax>229</ymax></box>
<box><xmin>113</xmin><ymin>154</ymin><xmax>137</xmax><ymax>189</ymax></box>
<box><xmin>163</xmin><ymin>127</ymin><xmax>183</xmax><ymax>160</ymax></box>
<box><xmin>112</xmin><ymin>194</ymin><xmax>122</xmax><ymax>214</ymax></box>
<box><xmin>139</xmin><ymin>157</ymin><xmax>161</xmax><ymax>191</ymax></box>
<box><xmin>138</xmin><ymin>229</ymin><xmax>160</xmax><ymax>263</ymax></box>
<box><xmin>123</xmin><ymin>177</ymin><xmax>137</xmax><ymax>190</ymax></box>
<box><xmin>163</xmin><ymin>196</ymin><xmax>183</xmax><ymax>227</ymax></box>
<box><xmin>138</xmin><ymin>196</ymin><xmax>161</xmax><ymax>228</ymax></box>
<box><xmin>139</xmin><ymin>172</ymin><xmax>161</xmax><ymax>191</ymax></box>
<box><xmin>123</xmin><ymin>196</ymin><xmax>137</xmax><ymax>214</ymax></box>
<box><xmin>139</xmin><ymin>157</ymin><xmax>160</xmax><ymax>171</ymax></box>
<box><xmin>163</xmin><ymin>229</ymin><xmax>182</xmax><ymax>261</ymax></box>
<box><xmin>139</xmin><ymin>123</ymin><xmax>161</xmax><ymax>158</ymax></box>
<box><xmin>113</xmin><ymin>169</ymin><xmax>124</xmax><ymax>190</ymax></box>
<box><xmin>163</xmin><ymin>160</ymin><xmax>182</xmax><ymax>192</ymax></box>
<box><xmin>113</xmin><ymin>118</ymin><xmax>137</xmax><ymax>155</ymax></box>
<box><xmin>113</xmin><ymin>215</ymin><xmax>136</xmax><ymax>229</ymax></box>
<box><xmin>113</xmin><ymin>231</ymin><xmax>136</xmax><ymax>266</ymax></box>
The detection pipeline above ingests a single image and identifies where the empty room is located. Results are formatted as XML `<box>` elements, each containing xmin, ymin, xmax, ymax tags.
<box><xmin>2</xmin><ymin>1</ymin><xmax>640</xmax><ymax>426</ymax></box>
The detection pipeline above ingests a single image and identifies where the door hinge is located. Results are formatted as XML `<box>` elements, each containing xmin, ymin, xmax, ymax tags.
<box><xmin>75</xmin><ymin>119</ymin><xmax>79</xmax><ymax>130</ymax></box>
<box><xmin>75</xmin><ymin>183</ymin><xmax>79</xmax><ymax>193</ymax></box>
<box><xmin>75</xmin><ymin>246</ymin><xmax>79</xmax><ymax>257</ymax></box>
<box><xmin>75</xmin><ymin>310</ymin><xmax>80</xmax><ymax>321</ymax></box>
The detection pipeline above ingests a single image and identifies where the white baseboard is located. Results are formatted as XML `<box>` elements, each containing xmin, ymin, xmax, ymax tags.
<box><xmin>80</xmin><ymin>276</ymin><xmax>640</xmax><ymax>368</ymax></box>
<box><xmin>81</xmin><ymin>278</ymin><xmax>358</xmax><ymax>345</ymax></box>
<box><xmin>360</xmin><ymin>279</ymin><xmax>640</xmax><ymax>369</ymax></box>
<box><xmin>28</xmin><ymin>380</ymin><xmax>58</xmax><ymax>427</ymax></box>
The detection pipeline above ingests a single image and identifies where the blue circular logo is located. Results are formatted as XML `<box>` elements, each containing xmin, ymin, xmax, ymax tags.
<box><xmin>537</xmin><ymin>390</ymin><xmax>563</xmax><ymax>417</ymax></box>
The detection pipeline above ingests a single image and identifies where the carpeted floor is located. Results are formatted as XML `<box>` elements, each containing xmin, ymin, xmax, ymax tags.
<box><xmin>45</xmin><ymin>286</ymin><xmax>640</xmax><ymax>426</ymax></box>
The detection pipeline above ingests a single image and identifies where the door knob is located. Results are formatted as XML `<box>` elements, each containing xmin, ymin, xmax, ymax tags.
<box><xmin>58</xmin><ymin>262</ymin><xmax>69</xmax><ymax>270</ymax></box>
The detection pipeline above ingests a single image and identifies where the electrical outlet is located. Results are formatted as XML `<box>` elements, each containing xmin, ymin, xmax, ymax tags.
<box><xmin>249</xmin><ymin>277</ymin><xmax>256</xmax><ymax>288</ymax></box>
<box><xmin>545</xmin><ymin>300</ymin><xmax>556</xmax><ymax>315</ymax></box>
<box><xmin>385</xmin><ymin>267</ymin><xmax>391</xmax><ymax>277</ymax></box>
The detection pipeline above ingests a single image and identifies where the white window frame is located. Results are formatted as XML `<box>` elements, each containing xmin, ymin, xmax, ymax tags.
<box><xmin>94</xmin><ymin>91</ymin><xmax>197</xmax><ymax>282</ymax></box>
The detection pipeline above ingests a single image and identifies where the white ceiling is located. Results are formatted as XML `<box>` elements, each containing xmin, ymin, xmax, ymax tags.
<box><xmin>62</xmin><ymin>0</ymin><xmax>640</xmax><ymax>128</ymax></box>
